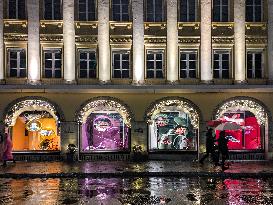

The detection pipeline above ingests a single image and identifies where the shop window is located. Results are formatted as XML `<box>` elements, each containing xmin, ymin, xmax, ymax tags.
<box><xmin>146</xmin><ymin>0</ymin><xmax>164</xmax><ymax>22</ymax></box>
<box><xmin>213</xmin><ymin>50</ymin><xmax>230</xmax><ymax>79</ymax></box>
<box><xmin>112</xmin><ymin>50</ymin><xmax>130</xmax><ymax>79</ymax></box>
<box><xmin>213</xmin><ymin>0</ymin><xmax>229</xmax><ymax>22</ymax></box>
<box><xmin>43</xmin><ymin>49</ymin><xmax>62</xmax><ymax>78</ymax></box>
<box><xmin>44</xmin><ymin>0</ymin><xmax>61</xmax><ymax>20</ymax></box>
<box><xmin>180</xmin><ymin>50</ymin><xmax>197</xmax><ymax>78</ymax></box>
<box><xmin>81</xmin><ymin>112</ymin><xmax>129</xmax><ymax>152</ymax></box>
<box><xmin>7</xmin><ymin>0</ymin><xmax>26</xmax><ymax>19</ymax></box>
<box><xmin>146</xmin><ymin>50</ymin><xmax>165</xmax><ymax>79</ymax></box>
<box><xmin>179</xmin><ymin>0</ymin><xmax>197</xmax><ymax>22</ymax></box>
<box><xmin>246</xmin><ymin>0</ymin><xmax>262</xmax><ymax>22</ymax></box>
<box><xmin>78</xmin><ymin>0</ymin><xmax>96</xmax><ymax>21</ymax></box>
<box><xmin>149</xmin><ymin>111</ymin><xmax>198</xmax><ymax>151</ymax></box>
<box><xmin>11</xmin><ymin>111</ymin><xmax>61</xmax><ymax>151</ymax></box>
<box><xmin>247</xmin><ymin>51</ymin><xmax>263</xmax><ymax>79</ymax></box>
<box><xmin>7</xmin><ymin>48</ymin><xmax>26</xmax><ymax>78</ymax></box>
<box><xmin>79</xmin><ymin>49</ymin><xmax>97</xmax><ymax>78</ymax></box>
<box><xmin>112</xmin><ymin>0</ymin><xmax>129</xmax><ymax>21</ymax></box>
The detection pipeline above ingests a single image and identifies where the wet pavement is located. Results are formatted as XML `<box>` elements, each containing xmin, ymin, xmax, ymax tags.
<box><xmin>0</xmin><ymin>161</ymin><xmax>273</xmax><ymax>178</ymax></box>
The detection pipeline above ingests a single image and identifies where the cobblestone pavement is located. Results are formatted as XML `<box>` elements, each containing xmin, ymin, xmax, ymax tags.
<box><xmin>0</xmin><ymin>161</ymin><xmax>273</xmax><ymax>178</ymax></box>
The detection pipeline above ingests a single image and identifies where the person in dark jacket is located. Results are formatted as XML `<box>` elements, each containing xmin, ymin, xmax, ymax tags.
<box><xmin>199</xmin><ymin>128</ymin><xmax>218</xmax><ymax>165</ymax></box>
<box><xmin>217</xmin><ymin>130</ymin><xmax>229</xmax><ymax>170</ymax></box>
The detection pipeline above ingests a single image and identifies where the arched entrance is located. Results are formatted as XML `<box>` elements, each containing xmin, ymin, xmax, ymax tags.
<box><xmin>4</xmin><ymin>97</ymin><xmax>64</xmax><ymax>152</ymax></box>
<box><xmin>76</xmin><ymin>97</ymin><xmax>133</xmax><ymax>153</ymax></box>
<box><xmin>213</xmin><ymin>97</ymin><xmax>270</xmax><ymax>156</ymax></box>
<box><xmin>145</xmin><ymin>97</ymin><xmax>201</xmax><ymax>152</ymax></box>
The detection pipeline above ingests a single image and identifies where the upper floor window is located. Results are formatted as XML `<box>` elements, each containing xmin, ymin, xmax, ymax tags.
<box><xmin>7</xmin><ymin>48</ymin><xmax>26</xmax><ymax>78</ymax></box>
<box><xmin>44</xmin><ymin>0</ymin><xmax>61</xmax><ymax>20</ymax></box>
<box><xmin>146</xmin><ymin>0</ymin><xmax>164</xmax><ymax>22</ymax></box>
<box><xmin>43</xmin><ymin>49</ymin><xmax>62</xmax><ymax>78</ymax></box>
<box><xmin>180</xmin><ymin>0</ymin><xmax>197</xmax><ymax>22</ymax></box>
<box><xmin>180</xmin><ymin>50</ymin><xmax>197</xmax><ymax>78</ymax></box>
<box><xmin>112</xmin><ymin>0</ymin><xmax>129</xmax><ymax>21</ymax></box>
<box><xmin>246</xmin><ymin>0</ymin><xmax>262</xmax><ymax>22</ymax></box>
<box><xmin>7</xmin><ymin>0</ymin><xmax>26</xmax><ymax>19</ymax></box>
<box><xmin>112</xmin><ymin>50</ymin><xmax>130</xmax><ymax>78</ymax></box>
<box><xmin>213</xmin><ymin>0</ymin><xmax>229</xmax><ymax>22</ymax></box>
<box><xmin>146</xmin><ymin>50</ymin><xmax>165</xmax><ymax>79</ymax></box>
<box><xmin>79</xmin><ymin>49</ymin><xmax>97</xmax><ymax>78</ymax></box>
<box><xmin>247</xmin><ymin>51</ymin><xmax>263</xmax><ymax>79</ymax></box>
<box><xmin>213</xmin><ymin>50</ymin><xmax>230</xmax><ymax>79</ymax></box>
<box><xmin>78</xmin><ymin>0</ymin><xmax>96</xmax><ymax>21</ymax></box>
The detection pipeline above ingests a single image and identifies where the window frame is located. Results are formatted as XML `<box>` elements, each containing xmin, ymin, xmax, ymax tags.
<box><xmin>6</xmin><ymin>48</ymin><xmax>27</xmax><ymax>78</ymax></box>
<box><xmin>111</xmin><ymin>0</ymin><xmax>130</xmax><ymax>21</ymax></box>
<box><xmin>145</xmin><ymin>0</ymin><xmax>165</xmax><ymax>22</ymax></box>
<box><xmin>213</xmin><ymin>49</ymin><xmax>231</xmax><ymax>79</ymax></box>
<box><xmin>179</xmin><ymin>49</ymin><xmax>198</xmax><ymax>79</ymax></box>
<box><xmin>213</xmin><ymin>0</ymin><xmax>230</xmax><ymax>22</ymax></box>
<box><xmin>179</xmin><ymin>0</ymin><xmax>198</xmax><ymax>22</ymax></box>
<box><xmin>42</xmin><ymin>48</ymin><xmax>63</xmax><ymax>79</ymax></box>
<box><xmin>7</xmin><ymin>0</ymin><xmax>26</xmax><ymax>19</ymax></box>
<box><xmin>111</xmin><ymin>49</ymin><xmax>131</xmax><ymax>79</ymax></box>
<box><xmin>246</xmin><ymin>0</ymin><xmax>263</xmax><ymax>22</ymax></box>
<box><xmin>78</xmin><ymin>0</ymin><xmax>97</xmax><ymax>21</ymax></box>
<box><xmin>78</xmin><ymin>48</ymin><xmax>97</xmax><ymax>79</ymax></box>
<box><xmin>43</xmin><ymin>0</ymin><xmax>62</xmax><ymax>20</ymax></box>
<box><xmin>145</xmin><ymin>49</ymin><xmax>165</xmax><ymax>79</ymax></box>
<box><xmin>246</xmin><ymin>50</ymin><xmax>264</xmax><ymax>79</ymax></box>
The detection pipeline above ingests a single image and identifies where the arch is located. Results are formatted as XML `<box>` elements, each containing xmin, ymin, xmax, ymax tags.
<box><xmin>145</xmin><ymin>97</ymin><xmax>202</xmax><ymax>151</ymax></box>
<box><xmin>4</xmin><ymin>96</ymin><xmax>65</xmax><ymax>127</ymax></box>
<box><xmin>76</xmin><ymin>96</ymin><xmax>134</xmax><ymax>127</ymax></box>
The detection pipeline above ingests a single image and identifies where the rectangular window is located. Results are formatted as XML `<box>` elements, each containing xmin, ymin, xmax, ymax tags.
<box><xmin>112</xmin><ymin>0</ymin><xmax>129</xmax><ymax>21</ymax></box>
<box><xmin>213</xmin><ymin>0</ymin><xmax>229</xmax><ymax>22</ymax></box>
<box><xmin>112</xmin><ymin>50</ymin><xmax>130</xmax><ymax>78</ymax></box>
<box><xmin>7</xmin><ymin>48</ymin><xmax>26</xmax><ymax>78</ymax></box>
<box><xmin>247</xmin><ymin>51</ymin><xmax>263</xmax><ymax>79</ymax></box>
<box><xmin>43</xmin><ymin>49</ymin><xmax>62</xmax><ymax>78</ymax></box>
<box><xmin>146</xmin><ymin>0</ymin><xmax>164</xmax><ymax>22</ymax></box>
<box><xmin>44</xmin><ymin>0</ymin><xmax>61</xmax><ymax>20</ymax></box>
<box><xmin>78</xmin><ymin>0</ymin><xmax>96</xmax><ymax>21</ymax></box>
<box><xmin>8</xmin><ymin>0</ymin><xmax>26</xmax><ymax>19</ymax></box>
<box><xmin>180</xmin><ymin>0</ymin><xmax>197</xmax><ymax>22</ymax></box>
<box><xmin>146</xmin><ymin>50</ymin><xmax>165</xmax><ymax>79</ymax></box>
<box><xmin>180</xmin><ymin>50</ymin><xmax>197</xmax><ymax>78</ymax></box>
<box><xmin>213</xmin><ymin>50</ymin><xmax>230</xmax><ymax>79</ymax></box>
<box><xmin>79</xmin><ymin>50</ymin><xmax>97</xmax><ymax>78</ymax></box>
<box><xmin>246</xmin><ymin>0</ymin><xmax>262</xmax><ymax>22</ymax></box>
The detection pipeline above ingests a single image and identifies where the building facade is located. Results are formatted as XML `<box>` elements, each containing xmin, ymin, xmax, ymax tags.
<box><xmin>0</xmin><ymin>0</ymin><xmax>273</xmax><ymax>161</ymax></box>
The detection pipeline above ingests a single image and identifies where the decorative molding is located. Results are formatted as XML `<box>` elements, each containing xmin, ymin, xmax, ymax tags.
<box><xmin>144</xmin><ymin>37</ymin><xmax>166</xmax><ymax>44</ymax></box>
<box><xmin>4</xmin><ymin>34</ymin><xmax>28</xmax><ymax>41</ymax></box>
<box><xmin>246</xmin><ymin>22</ymin><xmax>267</xmax><ymax>30</ymax></box>
<box><xmin>212</xmin><ymin>22</ymin><xmax>233</xmax><ymax>30</ymax></box>
<box><xmin>178</xmin><ymin>22</ymin><xmax>200</xmax><ymax>30</ymax></box>
<box><xmin>110</xmin><ymin>22</ymin><xmax>132</xmax><ymax>30</ymax></box>
<box><xmin>40</xmin><ymin>20</ymin><xmax>63</xmax><ymax>28</ymax></box>
<box><xmin>4</xmin><ymin>20</ymin><xmax>27</xmax><ymax>28</ymax></box>
<box><xmin>75</xmin><ymin>36</ymin><xmax>98</xmax><ymax>43</ymax></box>
<box><xmin>110</xmin><ymin>35</ymin><xmax>132</xmax><ymax>43</ymax></box>
<box><xmin>40</xmin><ymin>34</ymin><xmax>63</xmax><ymax>42</ymax></box>
<box><xmin>178</xmin><ymin>37</ymin><xmax>200</xmax><ymax>44</ymax></box>
<box><xmin>144</xmin><ymin>23</ymin><xmax>166</xmax><ymax>30</ymax></box>
<box><xmin>212</xmin><ymin>37</ymin><xmax>234</xmax><ymax>44</ymax></box>
<box><xmin>75</xmin><ymin>21</ymin><xmax>98</xmax><ymax>29</ymax></box>
<box><xmin>246</xmin><ymin>37</ymin><xmax>267</xmax><ymax>44</ymax></box>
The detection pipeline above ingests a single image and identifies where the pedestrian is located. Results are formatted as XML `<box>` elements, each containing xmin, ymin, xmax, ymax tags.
<box><xmin>2</xmin><ymin>132</ymin><xmax>15</xmax><ymax>166</ymax></box>
<box><xmin>217</xmin><ymin>130</ymin><xmax>229</xmax><ymax>170</ymax></box>
<box><xmin>199</xmin><ymin>128</ymin><xmax>218</xmax><ymax>165</ymax></box>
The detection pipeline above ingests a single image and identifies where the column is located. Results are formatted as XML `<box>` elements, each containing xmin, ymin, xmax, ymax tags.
<box><xmin>0</xmin><ymin>0</ymin><xmax>4</xmax><ymax>81</ymax></box>
<box><xmin>200</xmin><ymin>0</ymin><xmax>212</xmax><ymax>83</ymax></box>
<box><xmin>167</xmin><ymin>0</ymin><xmax>178</xmax><ymax>83</ymax></box>
<box><xmin>268</xmin><ymin>0</ymin><xmax>273</xmax><ymax>82</ymax></box>
<box><xmin>98</xmin><ymin>0</ymin><xmax>110</xmax><ymax>83</ymax></box>
<box><xmin>234</xmin><ymin>0</ymin><xmax>246</xmax><ymax>83</ymax></box>
<box><xmin>63</xmin><ymin>0</ymin><xmax>76</xmax><ymax>83</ymax></box>
<box><xmin>27</xmin><ymin>0</ymin><xmax>40</xmax><ymax>84</ymax></box>
<box><xmin>132</xmin><ymin>0</ymin><xmax>144</xmax><ymax>84</ymax></box>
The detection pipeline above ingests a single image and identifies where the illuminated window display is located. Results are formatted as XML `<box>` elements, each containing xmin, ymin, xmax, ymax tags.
<box><xmin>81</xmin><ymin>112</ymin><xmax>129</xmax><ymax>152</ymax></box>
<box><xmin>12</xmin><ymin>111</ymin><xmax>60</xmax><ymax>151</ymax></box>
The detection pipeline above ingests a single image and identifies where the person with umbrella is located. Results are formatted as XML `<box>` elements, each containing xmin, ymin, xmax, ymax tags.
<box><xmin>217</xmin><ymin>130</ymin><xmax>229</xmax><ymax>170</ymax></box>
<box><xmin>199</xmin><ymin>128</ymin><xmax>218</xmax><ymax>165</ymax></box>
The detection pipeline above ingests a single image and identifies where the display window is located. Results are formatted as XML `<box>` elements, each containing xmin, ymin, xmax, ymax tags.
<box><xmin>81</xmin><ymin>112</ymin><xmax>129</xmax><ymax>152</ymax></box>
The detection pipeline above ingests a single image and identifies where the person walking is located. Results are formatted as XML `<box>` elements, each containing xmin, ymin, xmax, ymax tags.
<box><xmin>217</xmin><ymin>130</ymin><xmax>229</xmax><ymax>170</ymax></box>
<box><xmin>199</xmin><ymin>128</ymin><xmax>218</xmax><ymax>165</ymax></box>
<box><xmin>2</xmin><ymin>132</ymin><xmax>15</xmax><ymax>166</ymax></box>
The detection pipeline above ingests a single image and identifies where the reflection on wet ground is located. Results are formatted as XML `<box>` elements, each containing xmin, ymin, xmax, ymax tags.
<box><xmin>0</xmin><ymin>177</ymin><xmax>273</xmax><ymax>205</ymax></box>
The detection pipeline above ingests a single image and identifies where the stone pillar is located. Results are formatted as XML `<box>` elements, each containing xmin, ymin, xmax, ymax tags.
<box><xmin>132</xmin><ymin>0</ymin><xmax>144</xmax><ymax>84</ymax></box>
<box><xmin>63</xmin><ymin>0</ymin><xmax>76</xmax><ymax>83</ymax></box>
<box><xmin>234</xmin><ymin>0</ymin><xmax>246</xmax><ymax>83</ymax></box>
<box><xmin>268</xmin><ymin>0</ymin><xmax>273</xmax><ymax>82</ymax></box>
<box><xmin>98</xmin><ymin>0</ymin><xmax>110</xmax><ymax>83</ymax></box>
<box><xmin>0</xmin><ymin>0</ymin><xmax>4</xmax><ymax>81</ymax></box>
<box><xmin>167</xmin><ymin>0</ymin><xmax>178</xmax><ymax>83</ymax></box>
<box><xmin>200</xmin><ymin>0</ymin><xmax>212</xmax><ymax>83</ymax></box>
<box><xmin>27</xmin><ymin>0</ymin><xmax>40</xmax><ymax>84</ymax></box>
